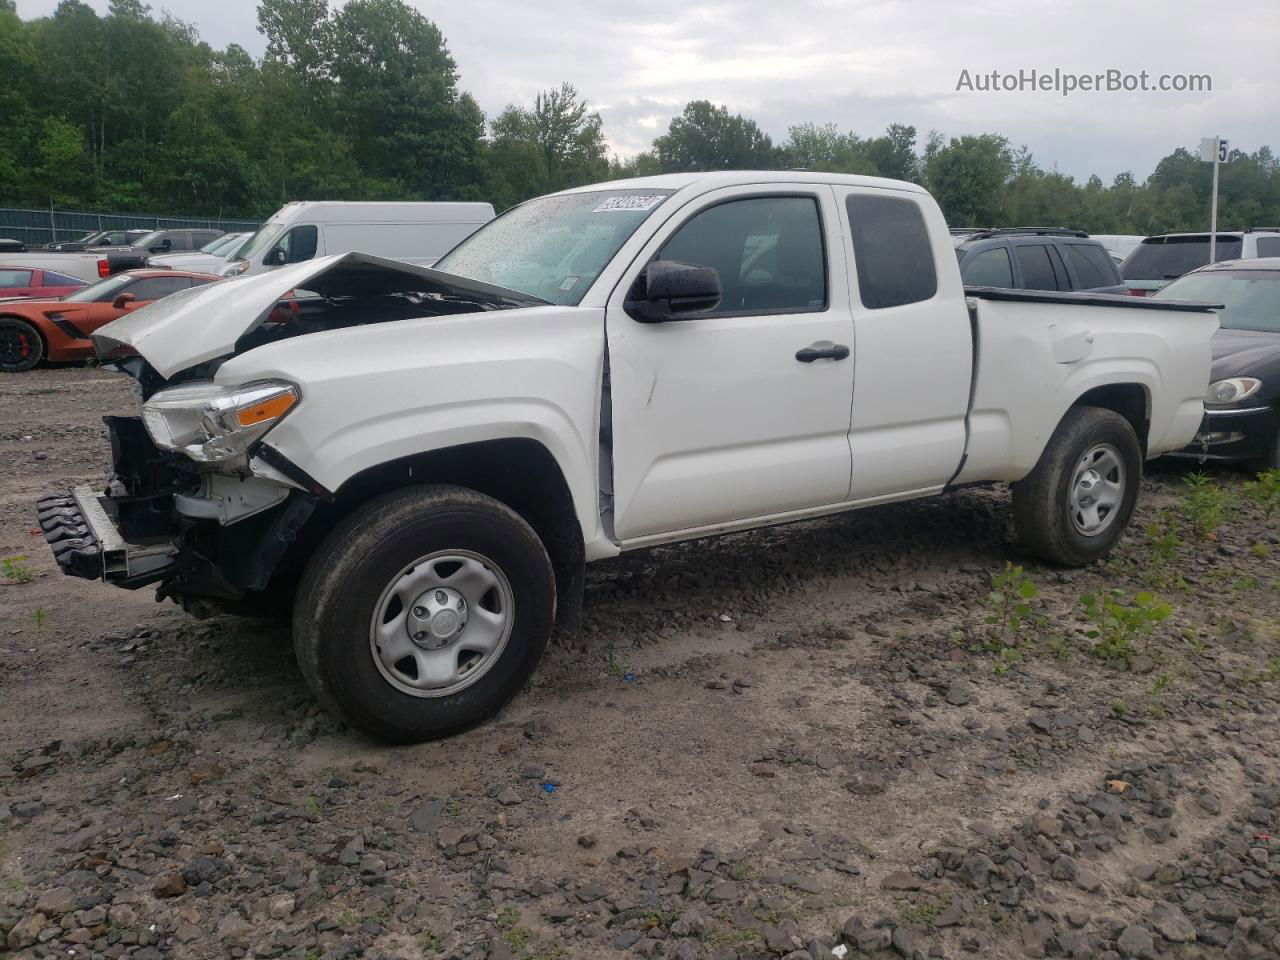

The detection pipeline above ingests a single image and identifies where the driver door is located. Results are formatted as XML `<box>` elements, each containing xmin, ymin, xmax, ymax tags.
<box><xmin>605</xmin><ymin>186</ymin><xmax>855</xmax><ymax>543</ymax></box>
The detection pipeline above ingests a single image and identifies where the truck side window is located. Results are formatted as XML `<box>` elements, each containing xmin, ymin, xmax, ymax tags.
<box><xmin>845</xmin><ymin>194</ymin><xmax>937</xmax><ymax>309</ymax></box>
<box><xmin>961</xmin><ymin>247</ymin><xmax>1013</xmax><ymax>287</ymax></box>
<box><xmin>1015</xmin><ymin>244</ymin><xmax>1060</xmax><ymax>291</ymax></box>
<box><xmin>657</xmin><ymin>196</ymin><xmax>826</xmax><ymax>315</ymax></box>
<box><xmin>1256</xmin><ymin>237</ymin><xmax>1280</xmax><ymax>257</ymax></box>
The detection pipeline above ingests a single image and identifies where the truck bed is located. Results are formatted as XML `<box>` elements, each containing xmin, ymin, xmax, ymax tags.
<box><xmin>0</xmin><ymin>252</ymin><xmax>103</xmax><ymax>283</ymax></box>
<box><xmin>954</xmin><ymin>287</ymin><xmax>1221</xmax><ymax>486</ymax></box>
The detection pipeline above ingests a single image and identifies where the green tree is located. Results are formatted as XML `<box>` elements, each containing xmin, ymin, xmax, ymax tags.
<box><xmin>484</xmin><ymin>82</ymin><xmax>611</xmax><ymax>209</ymax></box>
<box><xmin>328</xmin><ymin>0</ymin><xmax>484</xmax><ymax>198</ymax></box>
<box><xmin>924</xmin><ymin>133</ymin><xmax>1013</xmax><ymax>225</ymax></box>
<box><xmin>653</xmin><ymin>100</ymin><xmax>778</xmax><ymax>172</ymax></box>
<box><xmin>33</xmin><ymin>115</ymin><xmax>90</xmax><ymax>206</ymax></box>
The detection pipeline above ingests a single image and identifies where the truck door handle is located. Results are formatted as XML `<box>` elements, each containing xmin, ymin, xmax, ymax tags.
<box><xmin>795</xmin><ymin>341</ymin><xmax>850</xmax><ymax>363</ymax></box>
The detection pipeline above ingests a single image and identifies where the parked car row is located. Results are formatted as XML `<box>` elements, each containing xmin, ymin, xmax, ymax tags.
<box><xmin>0</xmin><ymin>270</ymin><xmax>221</xmax><ymax>373</ymax></box>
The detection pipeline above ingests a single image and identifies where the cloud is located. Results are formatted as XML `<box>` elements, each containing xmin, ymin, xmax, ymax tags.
<box><xmin>15</xmin><ymin>0</ymin><xmax>1279</xmax><ymax>181</ymax></box>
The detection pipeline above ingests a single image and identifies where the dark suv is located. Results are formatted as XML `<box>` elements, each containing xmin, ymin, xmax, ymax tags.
<box><xmin>955</xmin><ymin>228</ymin><xmax>1126</xmax><ymax>294</ymax></box>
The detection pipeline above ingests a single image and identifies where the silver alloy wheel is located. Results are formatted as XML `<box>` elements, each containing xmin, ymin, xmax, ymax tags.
<box><xmin>1068</xmin><ymin>443</ymin><xmax>1126</xmax><ymax>537</ymax></box>
<box><xmin>368</xmin><ymin>549</ymin><xmax>514</xmax><ymax>698</ymax></box>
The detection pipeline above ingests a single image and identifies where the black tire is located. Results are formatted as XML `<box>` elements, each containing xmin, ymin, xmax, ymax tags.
<box><xmin>293</xmin><ymin>484</ymin><xmax>555</xmax><ymax>744</ymax></box>
<box><xmin>0</xmin><ymin>316</ymin><xmax>44</xmax><ymax>373</ymax></box>
<box><xmin>1012</xmin><ymin>406</ymin><xmax>1142</xmax><ymax>566</ymax></box>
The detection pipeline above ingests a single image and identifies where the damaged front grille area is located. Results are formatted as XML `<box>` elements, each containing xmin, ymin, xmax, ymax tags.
<box><xmin>37</xmin><ymin>489</ymin><xmax>106</xmax><ymax>580</ymax></box>
<box><xmin>37</xmin><ymin>486</ymin><xmax>177</xmax><ymax>586</ymax></box>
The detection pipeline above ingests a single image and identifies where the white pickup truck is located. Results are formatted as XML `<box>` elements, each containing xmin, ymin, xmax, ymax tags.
<box><xmin>1</xmin><ymin>251</ymin><xmax>105</xmax><ymax>283</ymax></box>
<box><xmin>38</xmin><ymin>172</ymin><xmax>1219</xmax><ymax>743</ymax></box>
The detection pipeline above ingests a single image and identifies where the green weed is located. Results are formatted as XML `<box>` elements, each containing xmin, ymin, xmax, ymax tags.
<box><xmin>502</xmin><ymin>927</ymin><xmax>533</xmax><ymax>951</ymax></box>
<box><xmin>986</xmin><ymin>562</ymin><xmax>1038</xmax><ymax>644</ymax></box>
<box><xmin>1081</xmin><ymin>590</ymin><xmax>1172</xmax><ymax>661</ymax></box>
<box><xmin>1</xmin><ymin>556</ymin><xmax>35</xmax><ymax>583</ymax></box>
<box><xmin>419</xmin><ymin>932</ymin><xmax>443</xmax><ymax>953</ymax></box>
<box><xmin>1182</xmin><ymin>472</ymin><xmax>1227</xmax><ymax>537</ymax></box>
<box><xmin>1244</xmin><ymin>469</ymin><xmax>1280</xmax><ymax>521</ymax></box>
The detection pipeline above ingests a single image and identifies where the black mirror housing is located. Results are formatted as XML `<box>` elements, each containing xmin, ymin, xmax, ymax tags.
<box><xmin>267</xmin><ymin>249</ymin><xmax>287</xmax><ymax>266</ymax></box>
<box><xmin>624</xmin><ymin>260</ymin><xmax>722</xmax><ymax>322</ymax></box>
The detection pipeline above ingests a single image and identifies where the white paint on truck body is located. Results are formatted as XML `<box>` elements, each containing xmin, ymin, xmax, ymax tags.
<box><xmin>99</xmin><ymin>171</ymin><xmax>1219</xmax><ymax>563</ymax></box>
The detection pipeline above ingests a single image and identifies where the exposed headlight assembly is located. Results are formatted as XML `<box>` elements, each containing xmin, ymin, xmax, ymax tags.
<box><xmin>143</xmin><ymin>380</ymin><xmax>299</xmax><ymax>463</ymax></box>
<box><xmin>1205</xmin><ymin>377</ymin><xmax>1262</xmax><ymax>405</ymax></box>
<box><xmin>221</xmin><ymin>259</ymin><xmax>250</xmax><ymax>277</ymax></box>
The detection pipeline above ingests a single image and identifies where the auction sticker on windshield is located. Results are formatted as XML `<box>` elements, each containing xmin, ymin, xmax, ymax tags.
<box><xmin>594</xmin><ymin>195</ymin><xmax>666</xmax><ymax>213</ymax></box>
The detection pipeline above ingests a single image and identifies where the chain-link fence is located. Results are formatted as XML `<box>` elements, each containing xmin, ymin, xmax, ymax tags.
<box><xmin>0</xmin><ymin>207</ymin><xmax>261</xmax><ymax>248</ymax></box>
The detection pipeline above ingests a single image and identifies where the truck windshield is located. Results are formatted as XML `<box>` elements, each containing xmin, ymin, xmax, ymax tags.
<box><xmin>435</xmin><ymin>189</ymin><xmax>674</xmax><ymax>305</ymax></box>
<box><xmin>1121</xmin><ymin>235</ymin><xmax>1243</xmax><ymax>281</ymax></box>
<box><xmin>1154</xmin><ymin>270</ymin><xmax>1280</xmax><ymax>332</ymax></box>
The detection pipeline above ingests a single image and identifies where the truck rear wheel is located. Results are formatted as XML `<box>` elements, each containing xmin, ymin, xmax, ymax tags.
<box><xmin>293</xmin><ymin>485</ymin><xmax>555</xmax><ymax>743</ymax></box>
<box><xmin>1012</xmin><ymin>406</ymin><xmax>1142</xmax><ymax>566</ymax></box>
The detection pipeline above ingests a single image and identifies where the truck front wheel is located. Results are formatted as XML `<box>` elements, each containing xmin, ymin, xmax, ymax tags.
<box><xmin>1012</xmin><ymin>406</ymin><xmax>1142</xmax><ymax>566</ymax></box>
<box><xmin>293</xmin><ymin>485</ymin><xmax>555</xmax><ymax>743</ymax></box>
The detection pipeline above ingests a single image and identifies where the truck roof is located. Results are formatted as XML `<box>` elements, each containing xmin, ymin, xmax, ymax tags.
<box><xmin>553</xmin><ymin>170</ymin><xmax>931</xmax><ymax>197</ymax></box>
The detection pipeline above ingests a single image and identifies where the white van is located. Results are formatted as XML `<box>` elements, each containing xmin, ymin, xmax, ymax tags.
<box><xmin>218</xmin><ymin>201</ymin><xmax>495</xmax><ymax>277</ymax></box>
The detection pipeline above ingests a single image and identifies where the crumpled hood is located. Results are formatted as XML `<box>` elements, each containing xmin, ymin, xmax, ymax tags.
<box><xmin>92</xmin><ymin>252</ymin><xmax>545</xmax><ymax>379</ymax></box>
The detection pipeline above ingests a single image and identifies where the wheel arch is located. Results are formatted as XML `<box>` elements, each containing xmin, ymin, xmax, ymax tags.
<box><xmin>1070</xmin><ymin>382</ymin><xmax>1151</xmax><ymax>454</ymax></box>
<box><xmin>290</xmin><ymin>437</ymin><xmax>586</xmax><ymax>633</ymax></box>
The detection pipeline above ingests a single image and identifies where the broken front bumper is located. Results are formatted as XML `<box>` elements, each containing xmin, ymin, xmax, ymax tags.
<box><xmin>37</xmin><ymin>485</ymin><xmax>177</xmax><ymax>586</ymax></box>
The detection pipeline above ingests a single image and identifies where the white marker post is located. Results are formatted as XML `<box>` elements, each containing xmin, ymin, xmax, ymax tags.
<box><xmin>1199</xmin><ymin>136</ymin><xmax>1229</xmax><ymax>263</ymax></box>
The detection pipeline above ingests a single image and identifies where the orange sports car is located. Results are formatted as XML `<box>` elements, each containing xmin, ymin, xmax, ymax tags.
<box><xmin>0</xmin><ymin>269</ymin><xmax>221</xmax><ymax>373</ymax></box>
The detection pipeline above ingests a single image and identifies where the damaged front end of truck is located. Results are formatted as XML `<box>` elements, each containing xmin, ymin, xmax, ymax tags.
<box><xmin>37</xmin><ymin>252</ymin><xmax>545</xmax><ymax>617</ymax></box>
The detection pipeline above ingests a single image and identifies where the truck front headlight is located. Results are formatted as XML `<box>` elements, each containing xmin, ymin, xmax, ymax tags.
<box><xmin>142</xmin><ymin>380</ymin><xmax>299</xmax><ymax>463</ymax></box>
<box><xmin>1205</xmin><ymin>377</ymin><xmax>1262</xmax><ymax>405</ymax></box>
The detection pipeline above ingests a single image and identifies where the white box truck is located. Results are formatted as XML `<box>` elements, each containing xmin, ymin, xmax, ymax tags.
<box><xmin>217</xmin><ymin>201</ymin><xmax>495</xmax><ymax>277</ymax></box>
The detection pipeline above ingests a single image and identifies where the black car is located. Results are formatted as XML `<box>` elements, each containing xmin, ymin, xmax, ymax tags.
<box><xmin>1155</xmin><ymin>258</ymin><xmax>1280</xmax><ymax>471</ymax></box>
<box><xmin>47</xmin><ymin>229</ymin><xmax>149</xmax><ymax>252</ymax></box>
<box><xmin>954</xmin><ymin>227</ymin><xmax>1127</xmax><ymax>294</ymax></box>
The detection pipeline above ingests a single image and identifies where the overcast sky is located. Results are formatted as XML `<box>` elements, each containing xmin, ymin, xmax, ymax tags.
<box><xmin>16</xmin><ymin>0</ymin><xmax>1280</xmax><ymax>182</ymax></box>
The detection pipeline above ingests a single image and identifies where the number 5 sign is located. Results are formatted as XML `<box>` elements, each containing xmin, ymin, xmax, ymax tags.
<box><xmin>1198</xmin><ymin>136</ymin><xmax>1229</xmax><ymax>262</ymax></box>
<box><xmin>1199</xmin><ymin>137</ymin><xmax>1229</xmax><ymax>162</ymax></box>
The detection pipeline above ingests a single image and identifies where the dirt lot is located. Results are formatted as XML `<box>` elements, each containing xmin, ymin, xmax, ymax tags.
<box><xmin>2</xmin><ymin>366</ymin><xmax>1280</xmax><ymax>960</ymax></box>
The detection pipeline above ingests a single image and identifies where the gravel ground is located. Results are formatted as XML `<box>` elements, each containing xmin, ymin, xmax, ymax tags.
<box><xmin>2</xmin><ymin>365</ymin><xmax>1279</xmax><ymax>960</ymax></box>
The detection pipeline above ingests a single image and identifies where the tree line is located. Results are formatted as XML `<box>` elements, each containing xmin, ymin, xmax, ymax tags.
<box><xmin>2</xmin><ymin>0</ymin><xmax>1278</xmax><ymax>234</ymax></box>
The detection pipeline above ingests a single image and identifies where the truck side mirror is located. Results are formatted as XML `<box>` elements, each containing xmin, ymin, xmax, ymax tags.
<box><xmin>624</xmin><ymin>260</ymin><xmax>722</xmax><ymax>323</ymax></box>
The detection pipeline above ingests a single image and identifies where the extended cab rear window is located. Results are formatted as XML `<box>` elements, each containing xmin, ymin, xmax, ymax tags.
<box><xmin>1121</xmin><ymin>235</ymin><xmax>1243</xmax><ymax>281</ymax></box>
<box><xmin>846</xmin><ymin>194</ymin><xmax>937</xmax><ymax>309</ymax></box>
